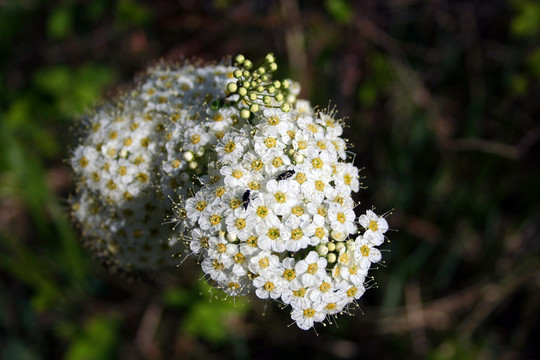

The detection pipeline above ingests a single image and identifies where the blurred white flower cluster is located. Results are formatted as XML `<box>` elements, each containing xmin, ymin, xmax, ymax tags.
<box><xmin>70</xmin><ymin>54</ymin><xmax>389</xmax><ymax>330</ymax></box>
<box><xmin>70</xmin><ymin>63</ymin><xmax>245</xmax><ymax>271</ymax></box>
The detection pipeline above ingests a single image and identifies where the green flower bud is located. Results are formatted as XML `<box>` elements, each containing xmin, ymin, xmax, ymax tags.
<box><xmin>240</xmin><ymin>109</ymin><xmax>250</xmax><ymax>119</ymax></box>
<box><xmin>235</xmin><ymin>54</ymin><xmax>245</xmax><ymax>64</ymax></box>
<box><xmin>265</xmin><ymin>53</ymin><xmax>275</xmax><ymax>63</ymax></box>
<box><xmin>281</xmin><ymin>102</ymin><xmax>291</xmax><ymax>112</ymax></box>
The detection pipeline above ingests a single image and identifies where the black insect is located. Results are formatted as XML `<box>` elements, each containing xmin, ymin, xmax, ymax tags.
<box><xmin>242</xmin><ymin>190</ymin><xmax>251</xmax><ymax>210</ymax></box>
<box><xmin>276</xmin><ymin>169</ymin><xmax>295</xmax><ymax>181</ymax></box>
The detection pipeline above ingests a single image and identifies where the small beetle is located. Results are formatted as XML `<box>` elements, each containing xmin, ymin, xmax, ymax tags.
<box><xmin>276</xmin><ymin>169</ymin><xmax>295</xmax><ymax>181</ymax></box>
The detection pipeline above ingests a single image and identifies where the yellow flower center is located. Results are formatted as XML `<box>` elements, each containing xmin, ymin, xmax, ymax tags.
<box><xmin>319</xmin><ymin>282</ymin><xmax>331</xmax><ymax>292</ymax></box>
<box><xmin>190</xmin><ymin>135</ymin><xmax>200</xmax><ymax>144</ymax></box>
<box><xmin>235</xmin><ymin>218</ymin><xmax>246</xmax><ymax>230</ymax></box>
<box><xmin>228</xmin><ymin>282</ymin><xmax>240</xmax><ymax>291</ymax></box>
<box><xmin>215</xmin><ymin>186</ymin><xmax>226</xmax><ymax>197</ymax></box>
<box><xmin>360</xmin><ymin>245</ymin><xmax>370</xmax><ymax>257</ymax></box>
<box><xmin>256</xmin><ymin>206</ymin><xmax>268</xmax><ymax>218</ymax></box>
<box><xmin>325</xmin><ymin>303</ymin><xmax>336</xmax><ymax>311</ymax></box>
<box><xmin>282</xmin><ymin>269</ymin><xmax>296</xmax><ymax>281</ymax></box>
<box><xmin>248</xmin><ymin>181</ymin><xmax>261</xmax><ymax>190</ymax></box>
<box><xmin>368</xmin><ymin>220</ymin><xmax>378</xmax><ymax>231</ymax></box>
<box><xmin>224</xmin><ymin>141</ymin><xmax>236</xmax><ymax>153</ymax></box>
<box><xmin>259</xmin><ymin>257</ymin><xmax>269</xmax><ymax>268</ymax></box>
<box><xmin>264</xmin><ymin>137</ymin><xmax>276</xmax><ymax>148</ymax></box>
<box><xmin>272</xmin><ymin>157</ymin><xmax>284</xmax><ymax>167</ymax></box>
<box><xmin>195</xmin><ymin>201</ymin><xmax>207</xmax><ymax>212</ymax></box>
<box><xmin>337</xmin><ymin>212</ymin><xmax>346</xmax><ymax>223</ymax></box>
<box><xmin>295</xmin><ymin>172</ymin><xmax>307</xmax><ymax>184</ymax></box>
<box><xmin>268</xmin><ymin>116</ymin><xmax>280</xmax><ymax>125</ymax></box>
<box><xmin>209</xmin><ymin>214</ymin><xmax>221</xmax><ymax>226</ymax></box>
<box><xmin>274</xmin><ymin>191</ymin><xmax>286</xmax><ymax>203</ymax></box>
<box><xmin>200</xmin><ymin>237</ymin><xmax>209</xmax><ymax>249</ymax></box>
<box><xmin>251</xmin><ymin>159</ymin><xmax>263</xmax><ymax>171</ymax></box>
<box><xmin>217</xmin><ymin>243</ymin><xmax>227</xmax><ymax>253</ymax></box>
<box><xmin>234</xmin><ymin>253</ymin><xmax>245</xmax><ymax>263</ymax></box>
<box><xmin>79</xmin><ymin>157</ymin><xmax>88</xmax><ymax>168</ymax></box>
<box><xmin>307</xmin><ymin>263</ymin><xmax>318</xmax><ymax>274</ymax></box>
<box><xmin>247</xmin><ymin>236</ymin><xmax>258</xmax><ymax>247</ymax></box>
<box><xmin>268</xmin><ymin>227</ymin><xmax>280</xmax><ymax>240</ymax></box>
<box><xmin>303</xmin><ymin>308</ymin><xmax>315</xmax><ymax>318</ymax></box>
<box><xmin>137</xmin><ymin>173</ymin><xmax>148</xmax><ymax>183</ymax></box>
<box><xmin>229</xmin><ymin>198</ymin><xmax>242</xmax><ymax>209</ymax></box>
<box><xmin>291</xmin><ymin>228</ymin><xmax>303</xmax><ymax>240</ymax></box>
<box><xmin>232</xmin><ymin>170</ymin><xmax>243</xmax><ymax>179</ymax></box>
<box><xmin>264</xmin><ymin>281</ymin><xmax>275</xmax><ymax>292</ymax></box>
<box><xmin>312</xmin><ymin>157</ymin><xmax>323</xmax><ymax>169</ymax></box>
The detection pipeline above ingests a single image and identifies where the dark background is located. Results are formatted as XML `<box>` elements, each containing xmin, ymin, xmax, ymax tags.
<box><xmin>1</xmin><ymin>0</ymin><xmax>539</xmax><ymax>359</ymax></box>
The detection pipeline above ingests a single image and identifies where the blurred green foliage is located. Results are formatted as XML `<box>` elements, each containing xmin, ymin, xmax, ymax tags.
<box><xmin>0</xmin><ymin>0</ymin><xmax>539</xmax><ymax>359</ymax></box>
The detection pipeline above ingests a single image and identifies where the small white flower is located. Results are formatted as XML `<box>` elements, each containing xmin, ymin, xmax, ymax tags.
<box><xmin>257</xmin><ymin>216</ymin><xmax>290</xmax><ymax>253</ymax></box>
<box><xmin>295</xmin><ymin>251</ymin><xmax>327</xmax><ymax>287</ymax></box>
<box><xmin>328</xmin><ymin>203</ymin><xmax>357</xmax><ymax>235</ymax></box>
<box><xmin>354</xmin><ymin>234</ymin><xmax>382</xmax><ymax>269</ymax></box>
<box><xmin>358</xmin><ymin>210</ymin><xmax>388</xmax><ymax>245</ymax></box>
<box><xmin>291</xmin><ymin>303</ymin><xmax>325</xmax><ymax>330</ymax></box>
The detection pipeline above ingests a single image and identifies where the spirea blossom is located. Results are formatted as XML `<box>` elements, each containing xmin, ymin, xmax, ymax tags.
<box><xmin>70</xmin><ymin>62</ymin><xmax>246</xmax><ymax>271</ymax></box>
<box><xmin>177</xmin><ymin>76</ymin><xmax>390</xmax><ymax>329</ymax></box>
<box><xmin>70</xmin><ymin>53</ymin><xmax>391</xmax><ymax>331</ymax></box>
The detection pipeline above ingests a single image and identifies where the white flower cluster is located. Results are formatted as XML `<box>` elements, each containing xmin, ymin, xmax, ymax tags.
<box><xmin>70</xmin><ymin>63</ymin><xmax>246</xmax><ymax>271</ymax></box>
<box><xmin>180</xmin><ymin>103</ymin><xmax>389</xmax><ymax>330</ymax></box>
<box><xmin>70</xmin><ymin>53</ymin><xmax>390</xmax><ymax>330</ymax></box>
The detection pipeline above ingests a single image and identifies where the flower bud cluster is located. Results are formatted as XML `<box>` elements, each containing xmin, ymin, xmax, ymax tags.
<box><xmin>180</xmin><ymin>103</ymin><xmax>389</xmax><ymax>330</ymax></box>
<box><xmin>70</xmin><ymin>63</ymin><xmax>246</xmax><ymax>271</ymax></box>
<box><xmin>226</xmin><ymin>53</ymin><xmax>297</xmax><ymax>118</ymax></box>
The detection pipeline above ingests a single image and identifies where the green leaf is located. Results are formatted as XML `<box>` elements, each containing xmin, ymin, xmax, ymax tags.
<box><xmin>325</xmin><ymin>0</ymin><xmax>353</xmax><ymax>25</ymax></box>
<box><xmin>48</xmin><ymin>7</ymin><xmax>73</xmax><ymax>40</ymax></box>
<box><xmin>511</xmin><ymin>0</ymin><xmax>540</xmax><ymax>38</ymax></box>
<box><xmin>64</xmin><ymin>316</ymin><xmax>119</xmax><ymax>360</ymax></box>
